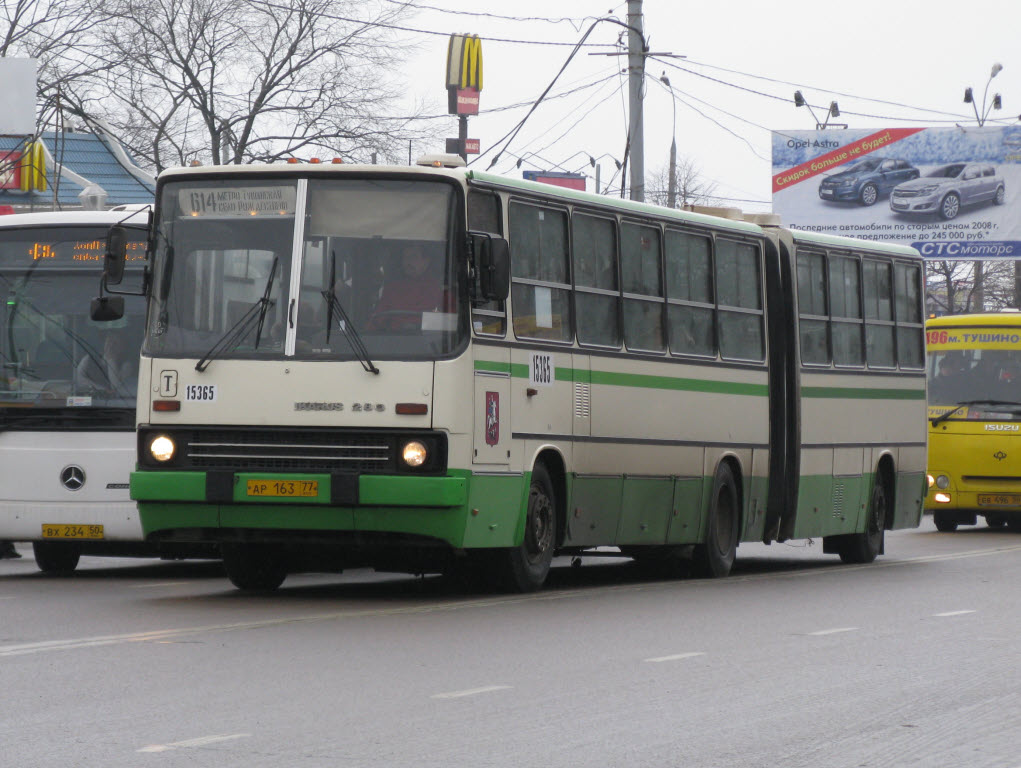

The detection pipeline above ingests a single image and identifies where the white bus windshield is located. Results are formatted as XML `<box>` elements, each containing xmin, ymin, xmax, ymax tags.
<box><xmin>148</xmin><ymin>177</ymin><xmax>463</xmax><ymax>362</ymax></box>
<box><xmin>0</xmin><ymin>225</ymin><xmax>146</xmax><ymax>420</ymax></box>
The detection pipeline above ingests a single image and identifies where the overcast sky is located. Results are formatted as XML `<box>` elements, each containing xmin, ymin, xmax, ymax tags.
<box><xmin>395</xmin><ymin>0</ymin><xmax>1020</xmax><ymax>212</ymax></box>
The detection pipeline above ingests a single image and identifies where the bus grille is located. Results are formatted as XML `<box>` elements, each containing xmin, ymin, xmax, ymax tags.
<box><xmin>183</xmin><ymin>429</ymin><xmax>394</xmax><ymax>473</ymax></box>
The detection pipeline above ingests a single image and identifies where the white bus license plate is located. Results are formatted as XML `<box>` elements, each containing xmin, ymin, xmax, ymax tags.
<box><xmin>42</xmin><ymin>524</ymin><xmax>104</xmax><ymax>539</ymax></box>
<box><xmin>978</xmin><ymin>494</ymin><xmax>1021</xmax><ymax>507</ymax></box>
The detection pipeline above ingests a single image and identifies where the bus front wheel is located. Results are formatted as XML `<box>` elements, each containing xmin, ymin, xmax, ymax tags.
<box><xmin>494</xmin><ymin>463</ymin><xmax>557</xmax><ymax>592</ymax></box>
<box><xmin>692</xmin><ymin>463</ymin><xmax>739</xmax><ymax>578</ymax></box>
<box><xmin>222</xmin><ymin>543</ymin><xmax>288</xmax><ymax>592</ymax></box>
<box><xmin>933</xmin><ymin>511</ymin><xmax>958</xmax><ymax>532</ymax></box>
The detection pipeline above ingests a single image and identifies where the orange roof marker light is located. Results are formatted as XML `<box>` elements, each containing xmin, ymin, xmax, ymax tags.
<box><xmin>287</xmin><ymin>158</ymin><xmax>300</xmax><ymax>164</ymax></box>
<box><xmin>331</xmin><ymin>158</ymin><xmax>344</xmax><ymax>164</ymax></box>
<box><xmin>309</xmin><ymin>158</ymin><xmax>321</xmax><ymax>164</ymax></box>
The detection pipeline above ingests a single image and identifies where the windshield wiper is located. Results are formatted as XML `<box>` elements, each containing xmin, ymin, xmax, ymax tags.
<box><xmin>321</xmin><ymin>250</ymin><xmax>378</xmax><ymax>374</ymax></box>
<box><xmin>930</xmin><ymin>399</ymin><xmax>1021</xmax><ymax>427</ymax></box>
<box><xmin>195</xmin><ymin>258</ymin><xmax>279</xmax><ymax>372</ymax></box>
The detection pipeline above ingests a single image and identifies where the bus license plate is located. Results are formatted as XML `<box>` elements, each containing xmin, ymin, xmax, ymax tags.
<box><xmin>978</xmin><ymin>494</ymin><xmax>1021</xmax><ymax>507</ymax></box>
<box><xmin>41</xmin><ymin>524</ymin><xmax>104</xmax><ymax>539</ymax></box>
<box><xmin>246</xmin><ymin>479</ymin><xmax>318</xmax><ymax>498</ymax></box>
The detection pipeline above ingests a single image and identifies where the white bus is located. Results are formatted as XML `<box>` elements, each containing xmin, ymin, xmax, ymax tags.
<box><xmin>0</xmin><ymin>210</ymin><xmax>154</xmax><ymax>572</ymax></box>
<box><xmin>98</xmin><ymin>157</ymin><xmax>928</xmax><ymax>591</ymax></box>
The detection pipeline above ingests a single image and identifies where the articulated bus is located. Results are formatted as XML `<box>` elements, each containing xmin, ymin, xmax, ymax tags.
<box><xmin>925</xmin><ymin>312</ymin><xmax>1021</xmax><ymax>531</ymax></box>
<box><xmin>97</xmin><ymin>156</ymin><xmax>928</xmax><ymax>591</ymax></box>
<box><xmin>0</xmin><ymin>210</ymin><xmax>150</xmax><ymax>572</ymax></box>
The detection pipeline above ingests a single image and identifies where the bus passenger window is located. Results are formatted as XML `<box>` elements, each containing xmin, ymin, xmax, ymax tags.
<box><xmin>830</xmin><ymin>255</ymin><xmax>863</xmax><ymax>366</ymax></box>
<box><xmin>666</xmin><ymin>230</ymin><xmax>714</xmax><ymax>357</ymax></box>
<box><xmin>717</xmin><ymin>239</ymin><xmax>763</xmax><ymax>361</ymax></box>
<box><xmin>797</xmin><ymin>250</ymin><xmax>829</xmax><ymax>365</ymax></box>
<box><xmin>621</xmin><ymin>222</ymin><xmax>664</xmax><ymax>352</ymax></box>
<box><xmin>572</xmin><ymin>213</ymin><xmax>620</xmax><ymax>348</ymax></box>
<box><xmin>864</xmin><ymin>259</ymin><xmax>895</xmax><ymax>368</ymax></box>
<box><xmin>509</xmin><ymin>202</ymin><xmax>572</xmax><ymax>342</ymax></box>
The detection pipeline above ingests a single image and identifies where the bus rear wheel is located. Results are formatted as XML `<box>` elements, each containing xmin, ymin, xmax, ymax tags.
<box><xmin>493</xmin><ymin>463</ymin><xmax>556</xmax><ymax>592</ymax></box>
<box><xmin>33</xmin><ymin>541</ymin><xmax>81</xmax><ymax>574</ymax></box>
<box><xmin>222</xmin><ymin>543</ymin><xmax>288</xmax><ymax>592</ymax></box>
<box><xmin>839</xmin><ymin>480</ymin><xmax>886</xmax><ymax>563</ymax></box>
<box><xmin>692</xmin><ymin>463</ymin><xmax>739</xmax><ymax>578</ymax></box>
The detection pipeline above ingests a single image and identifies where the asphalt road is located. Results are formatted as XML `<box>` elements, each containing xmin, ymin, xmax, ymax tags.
<box><xmin>3</xmin><ymin>516</ymin><xmax>1021</xmax><ymax>767</ymax></box>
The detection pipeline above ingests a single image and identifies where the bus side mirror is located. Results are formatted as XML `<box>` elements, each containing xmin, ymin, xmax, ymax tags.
<box><xmin>475</xmin><ymin>235</ymin><xmax>510</xmax><ymax>302</ymax></box>
<box><xmin>104</xmin><ymin>226</ymin><xmax>128</xmax><ymax>286</ymax></box>
<box><xmin>90</xmin><ymin>295</ymin><xmax>125</xmax><ymax>322</ymax></box>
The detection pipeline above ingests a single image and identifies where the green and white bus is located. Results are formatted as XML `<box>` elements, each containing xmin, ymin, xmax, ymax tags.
<box><xmin>96</xmin><ymin>156</ymin><xmax>928</xmax><ymax>591</ymax></box>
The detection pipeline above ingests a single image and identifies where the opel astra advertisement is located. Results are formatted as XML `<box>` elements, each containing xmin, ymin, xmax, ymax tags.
<box><xmin>772</xmin><ymin>126</ymin><xmax>1021</xmax><ymax>260</ymax></box>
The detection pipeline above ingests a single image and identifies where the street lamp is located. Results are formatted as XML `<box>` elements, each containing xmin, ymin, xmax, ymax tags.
<box><xmin>794</xmin><ymin>90</ymin><xmax>842</xmax><ymax>129</ymax></box>
<box><xmin>963</xmin><ymin>62</ymin><xmax>1003</xmax><ymax>126</ymax></box>
<box><xmin>661</xmin><ymin>73</ymin><xmax>678</xmax><ymax>208</ymax></box>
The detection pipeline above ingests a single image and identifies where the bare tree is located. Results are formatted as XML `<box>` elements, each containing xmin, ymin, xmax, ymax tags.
<box><xmin>645</xmin><ymin>156</ymin><xmax>720</xmax><ymax>210</ymax></box>
<box><xmin>926</xmin><ymin>259</ymin><xmax>1018</xmax><ymax>315</ymax></box>
<box><xmin>1</xmin><ymin>0</ymin><xmax>113</xmax><ymax>127</ymax></box>
<box><xmin>92</xmin><ymin>0</ymin><xmax>435</xmax><ymax>171</ymax></box>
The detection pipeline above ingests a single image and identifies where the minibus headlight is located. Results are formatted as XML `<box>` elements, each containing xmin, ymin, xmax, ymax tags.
<box><xmin>401</xmin><ymin>440</ymin><xmax>427</xmax><ymax>468</ymax></box>
<box><xmin>935</xmin><ymin>475</ymin><xmax>950</xmax><ymax>490</ymax></box>
<box><xmin>149</xmin><ymin>435</ymin><xmax>176</xmax><ymax>463</ymax></box>
<box><xmin>927</xmin><ymin>474</ymin><xmax>934</xmax><ymax>489</ymax></box>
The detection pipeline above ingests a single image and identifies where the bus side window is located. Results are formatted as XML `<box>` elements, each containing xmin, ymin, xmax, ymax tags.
<box><xmin>796</xmin><ymin>249</ymin><xmax>829</xmax><ymax>365</ymax></box>
<box><xmin>894</xmin><ymin>261</ymin><xmax>924</xmax><ymax>369</ymax></box>
<box><xmin>508</xmin><ymin>201</ymin><xmax>572</xmax><ymax>342</ymax></box>
<box><xmin>830</xmin><ymin>253</ymin><xmax>863</xmax><ymax>366</ymax></box>
<box><xmin>572</xmin><ymin>212</ymin><xmax>620</xmax><ymax>348</ymax></box>
<box><xmin>621</xmin><ymin>221</ymin><xmax>665</xmax><ymax>353</ymax></box>
<box><xmin>864</xmin><ymin>258</ymin><xmax>895</xmax><ymax>368</ymax></box>
<box><xmin>716</xmin><ymin>238</ymin><xmax>763</xmax><ymax>362</ymax></box>
<box><xmin>468</xmin><ymin>190</ymin><xmax>506</xmax><ymax>336</ymax></box>
<box><xmin>665</xmin><ymin>229</ymin><xmax>714</xmax><ymax>357</ymax></box>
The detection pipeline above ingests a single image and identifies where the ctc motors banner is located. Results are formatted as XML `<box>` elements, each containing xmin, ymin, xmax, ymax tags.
<box><xmin>772</xmin><ymin>125</ymin><xmax>1021</xmax><ymax>260</ymax></box>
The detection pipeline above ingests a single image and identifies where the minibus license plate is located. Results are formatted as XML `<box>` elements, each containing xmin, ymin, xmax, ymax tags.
<box><xmin>978</xmin><ymin>494</ymin><xmax>1021</xmax><ymax>507</ymax></box>
<box><xmin>246</xmin><ymin>479</ymin><xmax>318</xmax><ymax>498</ymax></box>
<box><xmin>41</xmin><ymin>524</ymin><xmax>104</xmax><ymax>539</ymax></box>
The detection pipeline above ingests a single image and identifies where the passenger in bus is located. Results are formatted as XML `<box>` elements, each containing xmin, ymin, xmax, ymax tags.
<box><xmin>930</xmin><ymin>355</ymin><xmax>964</xmax><ymax>402</ymax></box>
<box><xmin>367</xmin><ymin>244</ymin><xmax>450</xmax><ymax>331</ymax></box>
<box><xmin>75</xmin><ymin>333</ymin><xmax>135</xmax><ymax>395</ymax></box>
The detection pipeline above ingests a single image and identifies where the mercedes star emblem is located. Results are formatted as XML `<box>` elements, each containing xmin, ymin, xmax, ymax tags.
<box><xmin>60</xmin><ymin>465</ymin><xmax>86</xmax><ymax>491</ymax></box>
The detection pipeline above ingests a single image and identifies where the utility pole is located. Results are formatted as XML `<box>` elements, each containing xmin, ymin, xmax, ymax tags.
<box><xmin>627</xmin><ymin>0</ymin><xmax>644</xmax><ymax>202</ymax></box>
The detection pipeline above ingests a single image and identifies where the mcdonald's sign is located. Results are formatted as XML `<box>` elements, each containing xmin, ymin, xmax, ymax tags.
<box><xmin>0</xmin><ymin>151</ymin><xmax>22</xmax><ymax>190</ymax></box>
<box><xmin>446</xmin><ymin>34</ymin><xmax>483</xmax><ymax>115</ymax></box>
<box><xmin>19</xmin><ymin>140</ymin><xmax>47</xmax><ymax>193</ymax></box>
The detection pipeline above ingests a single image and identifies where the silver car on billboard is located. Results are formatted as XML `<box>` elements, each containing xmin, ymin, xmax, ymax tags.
<box><xmin>890</xmin><ymin>162</ymin><xmax>1005</xmax><ymax>220</ymax></box>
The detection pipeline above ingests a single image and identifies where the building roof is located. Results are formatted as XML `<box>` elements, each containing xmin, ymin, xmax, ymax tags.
<box><xmin>0</xmin><ymin>130</ymin><xmax>155</xmax><ymax>210</ymax></box>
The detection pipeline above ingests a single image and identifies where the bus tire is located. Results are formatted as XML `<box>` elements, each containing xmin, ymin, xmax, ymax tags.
<box><xmin>33</xmin><ymin>541</ymin><xmax>81</xmax><ymax>574</ymax></box>
<box><xmin>985</xmin><ymin>514</ymin><xmax>1007</xmax><ymax>528</ymax></box>
<box><xmin>692</xmin><ymin>463</ymin><xmax>739</xmax><ymax>578</ymax></box>
<box><xmin>222</xmin><ymin>543</ymin><xmax>288</xmax><ymax>592</ymax></box>
<box><xmin>839</xmin><ymin>480</ymin><xmax>886</xmax><ymax>563</ymax></box>
<box><xmin>933</xmin><ymin>511</ymin><xmax>958</xmax><ymax>533</ymax></box>
<box><xmin>495</xmin><ymin>463</ymin><xmax>557</xmax><ymax>592</ymax></box>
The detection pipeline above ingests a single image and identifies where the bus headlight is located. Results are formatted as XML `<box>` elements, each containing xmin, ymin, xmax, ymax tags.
<box><xmin>149</xmin><ymin>435</ymin><xmax>176</xmax><ymax>463</ymax></box>
<box><xmin>935</xmin><ymin>475</ymin><xmax>950</xmax><ymax>489</ymax></box>
<box><xmin>401</xmin><ymin>440</ymin><xmax>427</xmax><ymax>468</ymax></box>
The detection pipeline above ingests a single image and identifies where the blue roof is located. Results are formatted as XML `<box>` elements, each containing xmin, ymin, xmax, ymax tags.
<box><xmin>0</xmin><ymin>131</ymin><xmax>155</xmax><ymax>209</ymax></box>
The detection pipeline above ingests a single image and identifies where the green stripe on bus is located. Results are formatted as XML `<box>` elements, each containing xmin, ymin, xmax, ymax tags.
<box><xmin>801</xmin><ymin>386</ymin><xmax>925</xmax><ymax>400</ymax></box>
<box><xmin>475</xmin><ymin>360</ymin><xmax>767</xmax><ymax>396</ymax></box>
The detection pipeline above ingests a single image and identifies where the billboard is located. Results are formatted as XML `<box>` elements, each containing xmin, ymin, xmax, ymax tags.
<box><xmin>521</xmin><ymin>171</ymin><xmax>586</xmax><ymax>191</ymax></box>
<box><xmin>772</xmin><ymin>126</ymin><xmax>1021</xmax><ymax>260</ymax></box>
<box><xmin>0</xmin><ymin>58</ymin><xmax>38</xmax><ymax>135</ymax></box>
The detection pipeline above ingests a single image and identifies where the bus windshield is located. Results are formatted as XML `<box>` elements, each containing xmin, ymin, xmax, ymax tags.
<box><xmin>0</xmin><ymin>225</ymin><xmax>146</xmax><ymax>421</ymax></box>
<box><xmin>148</xmin><ymin>177</ymin><xmax>463</xmax><ymax>362</ymax></box>
<box><xmin>927</xmin><ymin>347</ymin><xmax>1021</xmax><ymax>414</ymax></box>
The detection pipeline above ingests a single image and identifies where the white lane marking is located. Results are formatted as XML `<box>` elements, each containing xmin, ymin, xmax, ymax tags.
<box><xmin>431</xmin><ymin>685</ymin><xmax>512</xmax><ymax>699</ymax></box>
<box><xmin>138</xmin><ymin>733</ymin><xmax>250</xmax><ymax>753</ymax></box>
<box><xmin>130</xmin><ymin>582</ymin><xmax>189</xmax><ymax>589</ymax></box>
<box><xmin>934</xmin><ymin>610</ymin><xmax>976</xmax><ymax>617</ymax></box>
<box><xmin>807</xmin><ymin>627</ymin><xmax>858</xmax><ymax>636</ymax></box>
<box><xmin>644</xmin><ymin>652</ymin><xmax>705</xmax><ymax>663</ymax></box>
